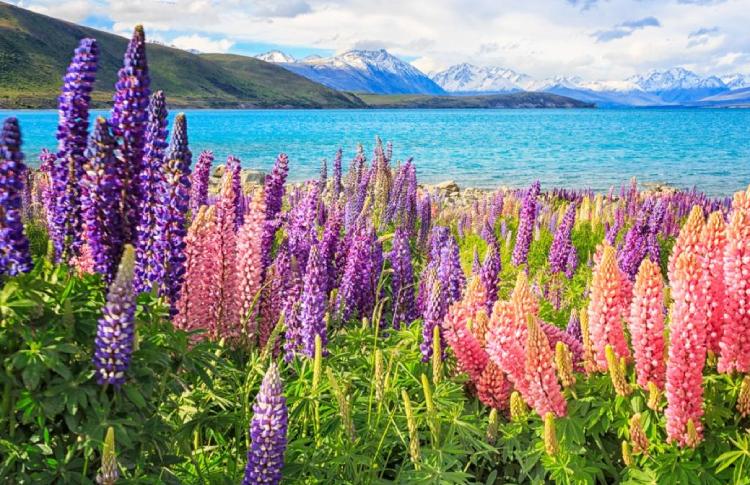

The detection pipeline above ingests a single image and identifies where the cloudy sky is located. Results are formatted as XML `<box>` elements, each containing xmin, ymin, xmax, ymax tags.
<box><xmin>10</xmin><ymin>0</ymin><xmax>750</xmax><ymax>80</ymax></box>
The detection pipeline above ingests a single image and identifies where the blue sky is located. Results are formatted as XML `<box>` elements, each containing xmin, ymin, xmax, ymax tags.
<box><xmin>9</xmin><ymin>0</ymin><xmax>750</xmax><ymax>80</ymax></box>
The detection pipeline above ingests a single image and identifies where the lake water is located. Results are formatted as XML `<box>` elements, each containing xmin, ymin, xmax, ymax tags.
<box><xmin>3</xmin><ymin>108</ymin><xmax>749</xmax><ymax>196</ymax></box>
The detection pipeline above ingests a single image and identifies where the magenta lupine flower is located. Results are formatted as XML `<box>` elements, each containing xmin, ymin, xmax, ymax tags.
<box><xmin>110</xmin><ymin>25</ymin><xmax>151</xmax><ymax>241</ymax></box>
<box><xmin>261</xmin><ymin>154</ymin><xmax>289</xmax><ymax>270</ymax></box>
<box><xmin>160</xmin><ymin>114</ymin><xmax>191</xmax><ymax>309</ymax></box>
<box><xmin>226</xmin><ymin>156</ymin><xmax>244</xmax><ymax>228</ymax></box>
<box><xmin>93</xmin><ymin>246</ymin><xmax>136</xmax><ymax>387</ymax></box>
<box><xmin>512</xmin><ymin>181</ymin><xmax>540</xmax><ymax>266</ymax></box>
<box><xmin>0</xmin><ymin>118</ymin><xmax>32</xmax><ymax>275</ymax></box>
<box><xmin>81</xmin><ymin>117</ymin><xmax>123</xmax><ymax>281</ymax></box>
<box><xmin>549</xmin><ymin>203</ymin><xmax>576</xmax><ymax>276</ymax></box>
<box><xmin>243</xmin><ymin>362</ymin><xmax>288</xmax><ymax>485</ymax></box>
<box><xmin>389</xmin><ymin>226</ymin><xmax>417</xmax><ymax>329</ymax></box>
<box><xmin>479</xmin><ymin>242</ymin><xmax>501</xmax><ymax>312</ymax></box>
<box><xmin>134</xmin><ymin>91</ymin><xmax>168</xmax><ymax>292</ymax></box>
<box><xmin>298</xmin><ymin>242</ymin><xmax>328</xmax><ymax>358</ymax></box>
<box><xmin>332</xmin><ymin>148</ymin><xmax>343</xmax><ymax>196</ymax></box>
<box><xmin>190</xmin><ymin>151</ymin><xmax>213</xmax><ymax>214</ymax></box>
<box><xmin>53</xmin><ymin>38</ymin><xmax>99</xmax><ymax>262</ymax></box>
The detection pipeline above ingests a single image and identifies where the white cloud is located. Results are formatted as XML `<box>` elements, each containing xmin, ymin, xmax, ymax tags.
<box><xmin>170</xmin><ymin>34</ymin><xmax>234</xmax><ymax>53</ymax></box>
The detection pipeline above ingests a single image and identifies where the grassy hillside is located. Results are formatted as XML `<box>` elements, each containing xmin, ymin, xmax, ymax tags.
<box><xmin>358</xmin><ymin>92</ymin><xmax>594</xmax><ymax>109</ymax></box>
<box><xmin>0</xmin><ymin>2</ymin><xmax>366</xmax><ymax>109</ymax></box>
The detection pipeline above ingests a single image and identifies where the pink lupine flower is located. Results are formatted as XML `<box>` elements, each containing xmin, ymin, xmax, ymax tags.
<box><xmin>701</xmin><ymin>211</ymin><xmax>727</xmax><ymax>356</ymax></box>
<box><xmin>667</xmin><ymin>205</ymin><xmax>705</xmax><ymax>283</ymax></box>
<box><xmin>72</xmin><ymin>242</ymin><xmax>96</xmax><ymax>276</ymax></box>
<box><xmin>486</xmin><ymin>300</ymin><xmax>529</xmax><ymax>399</ymax></box>
<box><xmin>212</xmin><ymin>175</ymin><xmax>240</xmax><ymax>339</ymax></box>
<box><xmin>718</xmin><ymin>186</ymin><xmax>750</xmax><ymax>374</ymax></box>
<box><xmin>442</xmin><ymin>278</ymin><xmax>489</xmax><ymax>382</ymax></box>
<box><xmin>477</xmin><ymin>361</ymin><xmax>512</xmax><ymax>410</ymax></box>
<box><xmin>665</xmin><ymin>251</ymin><xmax>707</xmax><ymax>447</ymax></box>
<box><xmin>628</xmin><ymin>258</ymin><xmax>666</xmax><ymax>390</ymax></box>
<box><xmin>237</xmin><ymin>191</ymin><xmax>266</xmax><ymax>339</ymax></box>
<box><xmin>588</xmin><ymin>243</ymin><xmax>631</xmax><ymax>371</ymax></box>
<box><xmin>510</xmin><ymin>270</ymin><xmax>538</xmax><ymax>319</ymax></box>
<box><xmin>523</xmin><ymin>315</ymin><xmax>567</xmax><ymax>417</ymax></box>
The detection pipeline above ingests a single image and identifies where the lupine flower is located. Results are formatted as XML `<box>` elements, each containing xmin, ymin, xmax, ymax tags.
<box><xmin>389</xmin><ymin>226</ymin><xmax>417</xmax><ymax>329</ymax></box>
<box><xmin>319</xmin><ymin>158</ymin><xmax>327</xmax><ymax>188</ymax></box>
<box><xmin>667</xmin><ymin>205</ymin><xmax>705</xmax><ymax>283</ymax></box>
<box><xmin>738</xmin><ymin>376</ymin><xmax>750</xmax><ymax>418</ymax></box>
<box><xmin>718</xmin><ymin>186</ymin><xmax>750</xmax><ymax>374</ymax></box>
<box><xmin>628</xmin><ymin>258</ymin><xmax>666</xmax><ymax>390</ymax></box>
<box><xmin>298</xmin><ymin>242</ymin><xmax>328</xmax><ymax>358</ymax></box>
<box><xmin>319</xmin><ymin>204</ymin><xmax>342</xmax><ymax>293</ymax></box>
<box><xmin>442</xmin><ymin>277</ymin><xmax>489</xmax><ymax>381</ymax></box>
<box><xmin>438</xmin><ymin>233</ymin><xmax>465</xmax><ymax>303</ymax></box>
<box><xmin>606</xmin><ymin>344</ymin><xmax>632</xmax><ymax>396</ymax></box>
<box><xmin>287</xmin><ymin>182</ymin><xmax>319</xmax><ymax>270</ymax></box>
<box><xmin>541</xmin><ymin>321</ymin><xmax>584</xmax><ymax>367</ymax></box>
<box><xmin>565</xmin><ymin>311</ymin><xmax>582</xmax><ymax>344</ymax></box>
<box><xmin>512</xmin><ymin>181</ymin><xmax>540</xmax><ymax>266</ymax></box>
<box><xmin>53</xmin><ymin>38</ymin><xmax>99</xmax><ymax>262</ymax></box>
<box><xmin>544</xmin><ymin>412</ymin><xmax>558</xmax><ymax>455</ymax></box>
<box><xmin>332</xmin><ymin>148</ymin><xmax>343</xmax><ymax>196</ymax></box>
<box><xmin>588</xmin><ymin>243</ymin><xmax>631</xmax><ymax>370</ymax></box>
<box><xmin>190</xmin><ymin>151</ymin><xmax>213</xmax><ymax>214</ymax></box>
<box><xmin>110</xmin><ymin>25</ymin><xmax>151</xmax><ymax>241</ymax></box>
<box><xmin>81</xmin><ymin>117</ymin><xmax>123</xmax><ymax>281</ymax></box>
<box><xmin>617</xmin><ymin>200</ymin><xmax>654</xmax><ymax>281</ymax></box>
<box><xmin>133</xmin><ymin>91</ymin><xmax>168</xmax><ymax>291</ymax></box>
<box><xmin>212</xmin><ymin>173</ymin><xmax>240</xmax><ymax>338</ymax></box>
<box><xmin>226</xmin><ymin>156</ymin><xmax>244</xmax><ymax>228</ymax></box>
<box><xmin>160</xmin><ymin>114</ymin><xmax>191</xmax><ymax>310</ymax></box>
<box><xmin>555</xmin><ymin>342</ymin><xmax>575</xmax><ymax>388</ymax></box>
<box><xmin>261</xmin><ymin>154</ymin><xmax>289</xmax><ymax>270</ymax></box>
<box><xmin>477</xmin><ymin>362</ymin><xmax>512</xmax><ymax>410</ymax></box>
<box><xmin>524</xmin><ymin>315</ymin><xmax>567</xmax><ymax>417</ymax></box>
<box><xmin>420</xmin><ymin>268</ymin><xmax>446</xmax><ymax>362</ymax></box>
<box><xmin>0</xmin><ymin>118</ymin><xmax>32</xmax><ymax>276</ymax></box>
<box><xmin>629</xmin><ymin>413</ymin><xmax>649</xmax><ymax>455</ymax></box>
<box><xmin>479</xmin><ymin>241</ymin><xmax>501</xmax><ymax>312</ymax></box>
<box><xmin>701</xmin><ymin>211</ymin><xmax>727</xmax><ymax>356</ymax></box>
<box><xmin>486</xmin><ymin>301</ymin><xmax>529</xmax><ymax>402</ymax></box>
<box><xmin>337</xmin><ymin>225</ymin><xmax>379</xmax><ymax>322</ymax></box>
<box><xmin>93</xmin><ymin>245</ymin><xmax>136</xmax><ymax>387</ymax></box>
<box><xmin>96</xmin><ymin>427</ymin><xmax>118</xmax><ymax>485</ymax></box>
<box><xmin>646</xmin><ymin>200</ymin><xmax>666</xmax><ymax>262</ymax></box>
<box><xmin>237</xmin><ymin>192</ymin><xmax>266</xmax><ymax>337</ymax></box>
<box><xmin>509</xmin><ymin>391</ymin><xmax>527</xmax><ymax>421</ymax></box>
<box><xmin>486</xmin><ymin>408</ymin><xmax>499</xmax><ymax>444</ymax></box>
<box><xmin>418</xmin><ymin>193</ymin><xmax>432</xmax><ymax>248</ymax></box>
<box><xmin>549</xmin><ymin>202</ymin><xmax>576</xmax><ymax>276</ymax></box>
<box><xmin>666</xmin><ymin>252</ymin><xmax>707</xmax><ymax>448</ymax></box>
<box><xmin>243</xmin><ymin>362</ymin><xmax>288</xmax><ymax>485</ymax></box>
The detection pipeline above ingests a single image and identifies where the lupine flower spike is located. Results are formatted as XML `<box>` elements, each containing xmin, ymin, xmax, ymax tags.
<box><xmin>96</xmin><ymin>427</ymin><xmax>118</xmax><ymax>485</ymax></box>
<box><xmin>628</xmin><ymin>258</ymin><xmax>666</xmax><ymax>390</ymax></box>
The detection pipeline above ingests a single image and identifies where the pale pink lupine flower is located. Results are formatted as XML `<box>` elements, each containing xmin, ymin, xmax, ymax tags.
<box><xmin>628</xmin><ymin>258</ymin><xmax>666</xmax><ymax>390</ymax></box>
<box><xmin>522</xmin><ymin>315</ymin><xmax>567</xmax><ymax>417</ymax></box>
<box><xmin>237</xmin><ymin>191</ymin><xmax>266</xmax><ymax>339</ymax></box>
<box><xmin>510</xmin><ymin>271</ymin><xmax>538</xmax><ymax>319</ymax></box>
<box><xmin>72</xmin><ymin>242</ymin><xmax>96</xmax><ymax>276</ymax></box>
<box><xmin>588</xmin><ymin>243</ymin><xmax>631</xmax><ymax>371</ymax></box>
<box><xmin>701</xmin><ymin>211</ymin><xmax>727</xmax><ymax>356</ymax></box>
<box><xmin>665</xmin><ymin>251</ymin><xmax>707</xmax><ymax>448</ymax></box>
<box><xmin>211</xmin><ymin>175</ymin><xmax>240</xmax><ymax>339</ymax></box>
<box><xmin>719</xmin><ymin>186</ymin><xmax>750</xmax><ymax>374</ymax></box>
<box><xmin>486</xmin><ymin>300</ymin><xmax>528</xmax><ymax>397</ymax></box>
<box><xmin>668</xmin><ymin>205</ymin><xmax>705</xmax><ymax>283</ymax></box>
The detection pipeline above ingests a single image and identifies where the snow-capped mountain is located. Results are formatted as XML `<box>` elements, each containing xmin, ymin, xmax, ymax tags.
<box><xmin>255</xmin><ymin>49</ymin><xmax>444</xmax><ymax>95</ymax></box>
<box><xmin>721</xmin><ymin>73</ymin><xmax>750</xmax><ymax>90</ymax></box>
<box><xmin>625</xmin><ymin>67</ymin><xmax>727</xmax><ymax>102</ymax></box>
<box><xmin>429</xmin><ymin>63</ymin><xmax>531</xmax><ymax>93</ymax></box>
<box><xmin>256</xmin><ymin>50</ymin><xmax>297</xmax><ymax>63</ymax></box>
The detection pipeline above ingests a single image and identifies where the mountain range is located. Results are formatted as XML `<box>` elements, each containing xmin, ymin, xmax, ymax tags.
<box><xmin>260</xmin><ymin>50</ymin><xmax>750</xmax><ymax>107</ymax></box>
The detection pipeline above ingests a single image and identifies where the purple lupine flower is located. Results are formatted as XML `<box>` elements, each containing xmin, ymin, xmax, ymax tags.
<box><xmin>160</xmin><ymin>114</ymin><xmax>191</xmax><ymax>309</ymax></box>
<box><xmin>404</xmin><ymin>162</ymin><xmax>418</xmax><ymax>233</ymax></box>
<box><xmin>262</xmin><ymin>154</ymin><xmax>289</xmax><ymax>270</ymax></box>
<box><xmin>548</xmin><ymin>203</ymin><xmax>576</xmax><ymax>276</ymax></box>
<box><xmin>190</xmin><ymin>150</ymin><xmax>213</xmax><ymax>214</ymax></box>
<box><xmin>565</xmin><ymin>311</ymin><xmax>582</xmax><ymax>344</ymax></box>
<box><xmin>332</xmin><ymin>148</ymin><xmax>343</xmax><ymax>196</ymax></box>
<box><xmin>298</xmin><ymin>242</ymin><xmax>328</xmax><ymax>358</ymax></box>
<box><xmin>512</xmin><ymin>181</ymin><xmax>540</xmax><ymax>266</ymax></box>
<box><xmin>279</xmin><ymin>246</ymin><xmax>304</xmax><ymax>362</ymax></box>
<box><xmin>489</xmin><ymin>191</ymin><xmax>504</xmax><ymax>227</ymax></box>
<box><xmin>565</xmin><ymin>248</ymin><xmax>579</xmax><ymax>279</ymax></box>
<box><xmin>53</xmin><ymin>38</ymin><xmax>99</xmax><ymax>262</ymax></box>
<box><xmin>81</xmin><ymin>117</ymin><xmax>123</xmax><ymax>281</ymax></box>
<box><xmin>344</xmin><ymin>167</ymin><xmax>371</xmax><ymax>231</ymax></box>
<box><xmin>418</xmin><ymin>193</ymin><xmax>431</xmax><ymax>248</ymax></box>
<box><xmin>287</xmin><ymin>182</ymin><xmax>319</xmax><ymax>271</ymax></box>
<box><xmin>389</xmin><ymin>226</ymin><xmax>417</xmax><ymax>329</ymax></box>
<box><xmin>319</xmin><ymin>203</ymin><xmax>342</xmax><ymax>294</ymax></box>
<box><xmin>134</xmin><ymin>92</ymin><xmax>168</xmax><ymax>291</ymax></box>
<box><xmin>617</xmin><ymin>199</ymin><xmax>654</xmax><ymax>281</ymax></box>
<box><xmin>110</xmin><ymin>25</ymin><xmax>151</xmax><ymax>242</ymax></box>
<box><xmin>605</xmin><ymin>207</ymin><xmax>624</xmax><ymax>245</ymax></box>
<box><xmin>38</xmin><ymin>149</ymin><xmax>57</xmax><ymax>231</ymax></box>
<box><xmin>420</xmin><ymin>268</ymin><xmax>446</xmax><ymax>362</ymax></box>
<box><xmin>226</xmin><ymin>156</ymin><xmax>244</xmax><ymax>228</ymax></box>
<box><xmin>471</xmin><ymin>247</ymin><xmax>481</xmax><ymax>274</ymax></box>
<box><xmin>243</xmin><ymin>362</ymin><xmax>288</xmax><ymax>485</ymax></box>
<box><xmin>337</xmin><ymin>225</ymin><xmax>378</xmax><ymax>322</ymax></box>
<box><xmin>439</xmin><ymin>234</ymin><xmax>465</xmax><ymax>303</ymax></box>
<box><xmin>479</xmin><ymin>241</ymin><xmax>501</xmax><ymax>312</ymax></box>
<box><xmin>320</xmin><ymin>158</ymin><xmax>328</xmax><ymax>188</ymax></box>
<box><xmin>93</xmin><ymin>245</ymin><xmax>136</xmax><ymax>387</ymax></box>
<box><xmin>541</xmin><ymin>321</ymin><xmax>584</xmax><ymax>366</ymax></box>
<box><xmin>0</xmin><ymin>118</ymin><xmax>32</xmax><ymax>275</ymax></box>
<box><xmin>646</xmin><ymin>199</ymin><xmax>665</xmax><ymax>262</ymax></box>
<box><xmin>384</xmin><ymin>163</ymin><xmax>406</xmax><ymax>224</ymax></box>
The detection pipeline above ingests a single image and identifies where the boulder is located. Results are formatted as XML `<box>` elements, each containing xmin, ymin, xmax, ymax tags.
<box><xmin>242</xmin><ymin>169</ymin><xmax>266</xmax><ymax>186</ymax></box>
<box><xmin>434</xmin><ymin>180</ymin><xmax>460</xmax><ymax>195</ymax></box>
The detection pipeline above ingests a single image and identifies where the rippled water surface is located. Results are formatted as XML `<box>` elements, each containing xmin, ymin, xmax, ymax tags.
<box><xmin>4</xmin><ymin>108</ymin><xmax>749</xmax><ymax>196</ymax></box>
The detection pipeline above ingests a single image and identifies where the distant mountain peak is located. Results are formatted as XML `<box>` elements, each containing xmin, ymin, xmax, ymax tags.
<box><xmin>430</xmin><ymin>63</ymin><xmax>531</xmax><ymax>93</ymax></box>
<box><xmin>255</xmin><ymin>50</ymin><xmax>296</xmax><ymax>63</ymax></box>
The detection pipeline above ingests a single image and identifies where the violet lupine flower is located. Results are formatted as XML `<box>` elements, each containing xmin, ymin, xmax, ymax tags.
<box><xmin>81</xmin><ymin>117</ymin><xmax>124</xmax><ymax>281</ymax></box>
<box><xmin>226</xmin><ymin>156</ymin><xmax>244</xmax><ymax>228</ymax></box>
<box><xmin>320</xmin><ymin>158</ymin><xmax>328</xmax><ymax>188</ymax></box>
<box><xmin>566</xmin><ymin>311</ymin><xmax>583</xmax><ymax>344</ymax></box>
<box><xmin>332</xmin><ymin>148</ymin><xmax>343</xmax><ymax>196</ymax></box>
<box><xmin>0</xmin><ymin>118</ymin><xmax>32</xmax><ymax>276</ymax></box>
<box><xmin>160</xmin><ymin>114</ymin><xmax>192</xmax><ymax>309</ymax></box>
<box><xmin>418</xmin><ymin>194</ymin><xmax>432</xmax><ymax>248</ymax></box>
<box><xmin>319</xmin><ymin>204</ymin><xmax>342</xmax><ymax>294</ymax></box>
<box><xmin>287</xmin><ymin>182</ymin><xmax>320</xmax><ymax>271</ymax></box>
<box><xmin>298</xmin><ymin>242</ymin><xmax>328</xmax><ymax>358</ymax></box>
<box><xmin>344</xmin><ymin>168</ymin><xmax>372</xmax><ymax>231</ymax></box>
<box><xmin>512</xmin><ymin>181</ymin><xmax>540</xmax><ymax>266</ymax></box>
<box><xmin>190</xmin><ymin>150</ymin><xmax>213</xmax><ymax>214</ymax></box>
<box><xmin>617</xmin><ymin>200</ymin><xmax>655</xmax><ymax>281</ymax></box>
<box><xmin>479</xmin><ymin>241</ymin><xmax>501</xmax><ymax>312</ymax></box>
<box><xmin>439</xmin><ymin>234</ymin><xmax>465</xmax><ymax>303</ymax></box>
<box><xmin>389</xmin><ymin>226</ymin><xmax>417</xmax><ymax>329</ymax></box>
<box><xmin>549</xmin><ymin>203</ymin><xmax>576</xmax><ymax>276</ymax></box>
<box><xmin>93</xmin><ymin>245</ymin><xmax>136</xmax><ymax>387</ymax></box>
<box><xmin>262</xmin><ymin>154</ymin><xmax>289</xmax><ymax>270</ymax></box>
<box><xmin>110</xmin><ymin>25</ymin><xmax>151</xmax><ymax>242</ymax></box>
<box><xmin>53</xmin><ymin>38</ymin><xmax>99</xmax><ymax>262</ymax></box>
<box><xmin>605</xmin><ymin>208</ymin><xmax>624</xmax><ymax>245</ymax></box>
<box><xmin>565</xmin><ymin>249</ymin><xmax>579</xmax><ymax>279</ymax></box>
<box><xmin>337</xmin><ymin>225</ymin><xmax>378</xmax><ymax>322</ymax></box>
<box><xmin>420</xmin><ymin>268</ymin><xmax>446</xmax><ymax>362</ymax></box>
<box><xmin>134</xmin><ymin>91</ymin><xmax>168</xmax><ymax>292</ymax></box>
<box><xmin>646</xmin><ymin>200</ymin><xmax>665</xmax><ymax>262</ymax></box>
<box><xmin>38</xmin><ymin>149</ymin><xmax>57</xmax><ymax>231</ymax></box>
<box><xmin>243</xmin><ymin>362</ymin><xmax>288</xmax><ymax>485</ymax></box>
<box><xmin>471</xmin><ymin>247</ymin><xmax>481</xmax><ymax>274</ymax></box>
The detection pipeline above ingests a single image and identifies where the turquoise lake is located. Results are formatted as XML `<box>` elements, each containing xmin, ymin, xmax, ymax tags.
<box><xmin>3</xmin><ymin>108</ymin><xmax>749</xmax><ymax>196</ymax></box>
